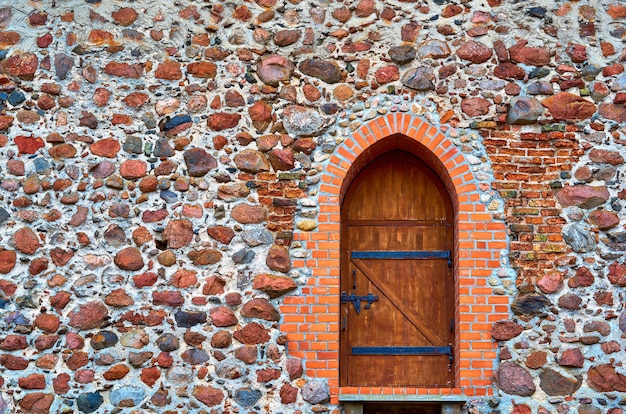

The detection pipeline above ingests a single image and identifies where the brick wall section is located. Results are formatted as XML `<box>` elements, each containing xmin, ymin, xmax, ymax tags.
<box><xmin>285</xmin><ymin>113</ymin><xmax>510</xmax><ymax>403</ymax></box>
<box><xmin>483</xmin><ymin>125</ymin><xmax>584</xmax><ymax>288</ymax></box>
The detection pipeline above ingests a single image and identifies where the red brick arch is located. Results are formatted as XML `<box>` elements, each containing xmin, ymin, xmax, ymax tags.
<box><xmin>281</xmin><ymin>113</ymin><xmax>509</xmax><ymax>403</ymax></box>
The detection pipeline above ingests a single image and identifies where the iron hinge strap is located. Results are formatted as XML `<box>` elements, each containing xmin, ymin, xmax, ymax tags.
<box><xmin>351</xmin><ymin>250</ymin><xmax>452</xmax><ymax>268</ymax></box>
<box><xmin>351</xmin><ymin>346</ymin><xmax>452</xmax><ymax>355</ymax></box>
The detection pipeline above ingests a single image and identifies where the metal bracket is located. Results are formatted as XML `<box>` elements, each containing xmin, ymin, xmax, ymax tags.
<box><xmin>341</xmin><ymin>292</ymin><xmax>378</xmax><ymax>314</ymax></box>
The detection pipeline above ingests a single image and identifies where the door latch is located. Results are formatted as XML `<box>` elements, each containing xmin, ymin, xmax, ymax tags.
<box><xmin>341</xmin><ymin>292</ymin><xmax>378</xmax><ymax>314</ymax></box>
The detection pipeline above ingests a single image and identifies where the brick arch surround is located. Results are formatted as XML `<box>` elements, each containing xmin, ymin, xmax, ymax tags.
<box><xmin>281</xmin><ymin>113</ymin><xmax>510</xmax><ymax>404</ymax></box>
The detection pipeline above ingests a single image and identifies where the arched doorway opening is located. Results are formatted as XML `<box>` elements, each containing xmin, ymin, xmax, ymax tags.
<box><xmin>340</xmin><ymin>148</ymin><xmax>456</xmax><ymax>388</ymax></box>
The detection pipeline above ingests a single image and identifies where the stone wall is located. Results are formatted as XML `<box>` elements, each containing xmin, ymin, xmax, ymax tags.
<box><xmin>0</xmin><ymin>0</ymin><xmax>626</xmax><ymax>412</ymax></box>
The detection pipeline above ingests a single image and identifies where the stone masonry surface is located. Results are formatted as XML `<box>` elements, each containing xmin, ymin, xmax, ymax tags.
<box><xmin>0</xmin><ymin>0</ymin><xmax>625</xmax><ymax>412</ymax></box>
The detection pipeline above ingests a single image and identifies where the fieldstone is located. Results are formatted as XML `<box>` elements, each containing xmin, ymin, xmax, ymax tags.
<box><xmin>541</xmin><ymin>92</ymin><xmax>596</xmax><ymax>121</ymax></box>
<box><xmin>267</xmin><ymin>244</ymin><xmax>291</xmax><ymax>272</ymax></box>
<box><xmin>599</xmin><ymin>103</ymin><xmax>626</xmax><ymax>122</ymax></box>
<box><xmin>235</xmin><ymin>387</ymin><xmax>262</xmax><ymax>407</ymax></box>
<box><xmin>203</xmin><ymin>276</ymin><xmax>226</xmax><ymax>295</ymax></box>
<box><xmin>375</xmin><ymin>65</ymin><xmax>400</xmax><ymax>84</ymax></box>
<box><xmin>14</xmin><ymin>135</ymin><xmax>44</xmax><ymax>154</ymax></box>
<box><xmin>235</xmin><ymin>345</ymin><xmax>258</xmax><ymax>364</ymax></box>
<box><xmin>589</xmin><ymin>149</ymin><xmax>624</xmax><ymax>165</ymax></box>
<box><xmin>457</xmin><ymin>40</ymin><xmax>492</xmax><ymax>64</ymax></box>
<box><xmin>302</xmin><ymin>380</ymin><xmax>330</xmax><ymax>404</ymax></box>
<box><xmin>253</xmin><ymin>273</ymin><xmax>297</xmax><ymax>298</ymax></box>
<box><xmin>559</xmin><ymin>348</ymin><xmax>584</xmax><ymax>367</ymax></box>
<box><xmin>556</xmin><ymin>186</ymin><xmax>609</xmax><ymax>209</ymax></box>
<box><xmin>182</xmin><ymin>348</ymin><xmax>210</xmax><ymax>365</ymax></box>
<box><xmin>492</xmin><ymin>320</ymin><xmax>524</xmax><ymax>341</ymax></box>
<box><xmin>110</xmin><ymin>387</ymin><xmax>146</xmax><ymax>407</ymax></box>
<box><xmin>90</xmin><ymin>138</ymin><xmax>120</xmax><ymax>158</ymax></box>
<box><xmin>510</xmin><ymin>40</ymin><xmax>551</xmax><ymax>66</ymax></box>
<box><xmin>608</xmin><ymin>262</ymin><xmax>626</xmax><ymax>286</ymax></box>
<box><xmin>112</xmin><ymin>7</ymin><xmax>138</xmax><ymax>26</ymax></box>
<box><xmin>588</xmin><ymin>210</ymin><xmax>620</xmax><ymax>230</ymax></box>
<box><xmin>120</xmin><ymin>160</ymin><xmax>146</xmax><ymax>180</ymax></box>
<box><xmin>183</xmin><ymin>148</ymin><xmax>217</xmax><ymax>177</ymax></box>
<box><xmin>257</xmin><ymin>55</ymin><xmax>295</xmax><ymax>86</ymax></box>
<box><xmin>258</xmin><ymin>368</ymin><xmax>281</xmax><ymax>382</ymax></box>
<box><xmin>207</xmin><ymin>226</ymin><xmax>235</xmax><ymax>244</ymax></box>
<box><xmin>511</xmin><ymin>293</ymin><xmax>550</xmax><ymax>316</ymax></box>
<box><xmin>233</xmin><ymin>322</ymin><xmax>270</xmax><ymax>344</ymax></box>
<box><xmin>68</xmin><ymin>301</ymin><xmax>108</xmax><ymax>330</ymax></box>
<box><xmin>13</xmin><ymin>227</ymin><xmax>40</xmax><ymax>254</ymax></box>
<box><xmin>34</xmin><ymin>314</ymin><xmax>60</xmax><ymax>333</ymax></box>
<box><xmin>104</xmin><ymin>62</ymin><xmax>144</xmax><ymax>78</ymax></box>
<box><xmin>193</xmin><ymin>385</ymin><xmax>224</xmax><ymax>407</ymax></box>
<box><xmin>105</xmin><ymin>289</ymin><xmax>134</xmax><ymax>307</ymax></box>
<box><xmin>242</xmin><ymin>228</ymin><xmax>273</xmax><ymax>247</ymax></box>
<box><xmin>234</xmin><ymin>149</ymin><xmax>270</xmax><ymax>173</ymax></box>
<box><xmin>539</xmin><ymin>369</ymin><xmax>582</xmax><ymax>396</ymax></box>
<box><xmin>389</xmin><ymin>46</ymin><xmax>416</xmax><ymax>64</ymax></box>
<box><xmin>275</xmin><ymin>29</ymin><xmax>300</xmax><ymax>46</ymax></box>
<box><xmin>77</xmin><ymin>392</ymin><xmax>103</xmax><ymax>413</ymax></box>
<box><xmin>188</xmin><ymin>249</ymin><xmax>222</xmax><ymax>265</ymax></box>
<box><xmin>163</xmin><ymin>219</ymin><xmax>194</xmax><ymax>249</ymax></box>
<box><xmin>104</xmin><ymin>364</ymin><xmax>130</xmax><ymax>380</ymax></box>
<box><xmin>558</xmin><ymin>293</ymin><xmax>583</xmax><ymax>310</ymax></box>
<box><xmin>188</xmin><ymin>61</ymin><xmax>217</xmax><ymax>78</ymax></box>
<box><xmin>219</xmin><ymin>182</ymin><xmax>251</xmax><ymax>201</ymax></box>
<box><xmin>175</xmin><ymin>311</ymin><xmax>207</xmax><ymax>328</ymax></box>
<box><xmin>0</xmin><ymin>250</ymin><xmax>16</xmax><ymax>273</ymax></box>
<box><xmin>249</xmin><ymin>100</ymin><xmax>273</xmax><ymax>132</ymax></box>
<box><xmin>20</xmin><ymin>393</ymin><xmax>53</xmax><ymax>413</ymax></box>
<box><xmin>569</xmin><ymin>267</ymin><xmax>594</xmax><ymax>288</ymax></box>
<box><xmin>495</xmin><ymin>362</ymin><xmax>536</xmax><ymax>396</ymax></box>
<box><xmin>462</xmin><ymin>97</ymin><xmax>491</xmax><ymax>116</ymax></box>
<box><xmin>0</xmin><ymin>335</ymin><xmax>27</xmax><ymax>351</ymax></box>
<box><xmin>268</xmin><ymin>148</ymin><xmax>295</xmax><ymax>171</ymax></box>
<box><xmin>536</xmin><ymin>272</ymin><xmax>563</xmax><ymax>294</ymax></box>
<box><xmin>585</xmin><ymin>320</ymin><xmax>610</xmax><ymax>336</ymax></box>
<box><xmin>241</xmin><ymin>298</ymin><xmax>280</xmax><ymax>321</ymax></box>
<box><xmin>211</xmin><ymin>330</ymin><xmax>232</xmax><ymax>348</ymax></box>
<box><xmin>3</xmin><ymin>52</ymin><xmax>38</xmax><ymax>80</ymax></box>
<box><xmin>280</xmin><ymin>384</ymin><xmax>298</xmax><ymax>404</ymax></box>
<box><xmin>506</xmin><ymin>97</ymin><xmax>544</xmax><ymax>124</ymax></box>
<box><xmin>231</xmin><ymin>203</ymin><xmax>266</xmax><ymax>224</ymax></box>
<box><xmin>418</xmin><ymin>40</ymin><xmax>451</xmax><ymax>59</ymax></box>
<box><xmin>401</xmin><ymin>66</ymin><xmax>435</xmax><ymax>91</ymax></box>
<box><xmin>588</xmin><ymin>364</ymin><xmax>626</xmax><ymax>392</ymax></box>
<box><xmin>155</xmin><ymin>60</ymin><xmax>182</xmax><ymax>80</ymax></box>
<box><xmin>525</xmin><ymin>351</ymin><xmax>547</xmax><ymax>369</ymax></box>
<box><xmin>1</xmin><ymin>354</ymin><xmax>29</xmax><ymax>370</ymax></box>
<box><xmin>114</xmin><ymin>247</ymin><xmax>144</xmax><ymax>271</ymax></box>
<box><xmin>152</xmin><ymin>291</ymin><xmax>184</xmax><ymax>307</ymax></box>
<box><xmin>91</xmin><ymin>330</ymin><xmax>118</xmax><ymax>350</ymax></box>
<box><xmin>287</xmin><ymin>358</ymin><xmax>303</xmax><ymax>379</ymax></box>
<box><xmin>562</xmin><ymin>223</ymin><xmax>596</xmax><ymax>253</ymax></box>
<box><xmin>207</xmin><ymin>112</ymin><xmax>240</xmax><ymax>131</ymax></box>
<box><xmin>299</xmin><ymin>59</ymin><xmax>342</xmax><ymax>84</ymax></box>
<box><xmin>210</xmin><ymin>306</ymin><xmax>238</xmax><ymax>327</ymax></box>
<box><xmin>283</xmin><ymin>105</ymin><xmax>325</xmax><ymax>137</ymax></box>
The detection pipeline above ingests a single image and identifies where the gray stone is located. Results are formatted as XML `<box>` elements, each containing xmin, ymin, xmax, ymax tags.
<box><xmin>495</xmin><ymin>362</ymin><xmax>536</xmax><ymax>396</ymax></box>
<box><xmin>77</xmin><ymin>392</ymin><xmax>103</xmax><ymax>413</ymax></box>
<box><xmin>388</xmin><ymin>45</ymin><xmax>416</xmax><ymax>64</ymax></box>
<box><xmin>511</xmin><ymin>293</ymin><xmax>550</xmax><ymax>316</ymax></box>
<box><xmin>233</xmin><ymin>248</ymin><xmax>255</xmax><ymax>264</ymax></box>
<box><xmin>123</xmin><ymin>136</ymin><xmax>143</xmax><ymax>154</ymax></box>
<box><xmin>153</xmin><ymin>138</ymin><xmax>175</xmax><ymax>157</ymax></box>
<box><xmin>283</xmin><ymin>105</ymin><xmax>325</xmax><ymax>137</ymax></box>
<box><xmin>216</xmin><ymin>362</ymin><xmax>244</xmax><ymax>379</ymax></box>
<box><xmin>401</xmin><ymin>67</ymin><xmax>435</xmax><ymax>91</ymax></box>
<box><xmin>234</xmin><ymin>387</ymin><xmax>262</xmax><ymax>407</ymax></box>
<box><xmin>417</xmin><ymin>40</ymin><xmax>451</xmax><ymax>59</ymax></box>
<box><xmin>156</xmin><ymin>333</ymin><xmax>180</xmax><ymax>352</ymax></box>
<box><xmin>302</xmin><ymin>380</ymin><xmax>330</xmax><ymax>404</ymax></box>
<box><xmin>562</xmin><ymin>223</ymin><xmax>596</xmax><ymax>253</ymax></box>
<box><xmin>506</xmin><ymin>96</ymin><xmax>544</xmax><ymax>125</ymax></box>
<box><xmin>167</xmin><ymin>366</ymin><xmax>193</xmax><ymax>385</ymax></box>
<box><xmin>0</xmin><ymin>207</ymin><xmax>9</xmax><ymax>225</ymax></box>
<box><xmin>241</xmin><ymin>228</ymin><xmax>274</xmax><ymax>247</ymax></box>
<box><xmin>299</xmin><ymin>59</ymin><xmax>342</xmax><ymax>83</ymax></box>
<box><xmin>175</xmin><ymin>311</ymin><xmax>207</xmax><ymax>328</ymax></box>
<box><xmin>54</xmin><ymin>53</ymin><xmax>74</xmax><ymax>81</ymax></box>
<box><xmin>109</xmin><ymin>387</ymin><xmax>146</xmax><ymax>407</ymax></box>
<box><xmin>611</xmin><ymin>72</ymin><xmax>626</xmax><ymax>91</ymax></box>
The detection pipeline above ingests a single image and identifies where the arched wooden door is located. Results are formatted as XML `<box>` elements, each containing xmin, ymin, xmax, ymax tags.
<box><xmin>340</xmin><ymin>150</ymin><xmax>455</xmax><ymax>387</ymax></box>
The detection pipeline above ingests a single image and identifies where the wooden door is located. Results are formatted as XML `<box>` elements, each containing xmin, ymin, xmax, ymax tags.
<box><xmin>340</xmin><ymin>150</ymin><xmax>454</xmax><ymax>387</ymax></box>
